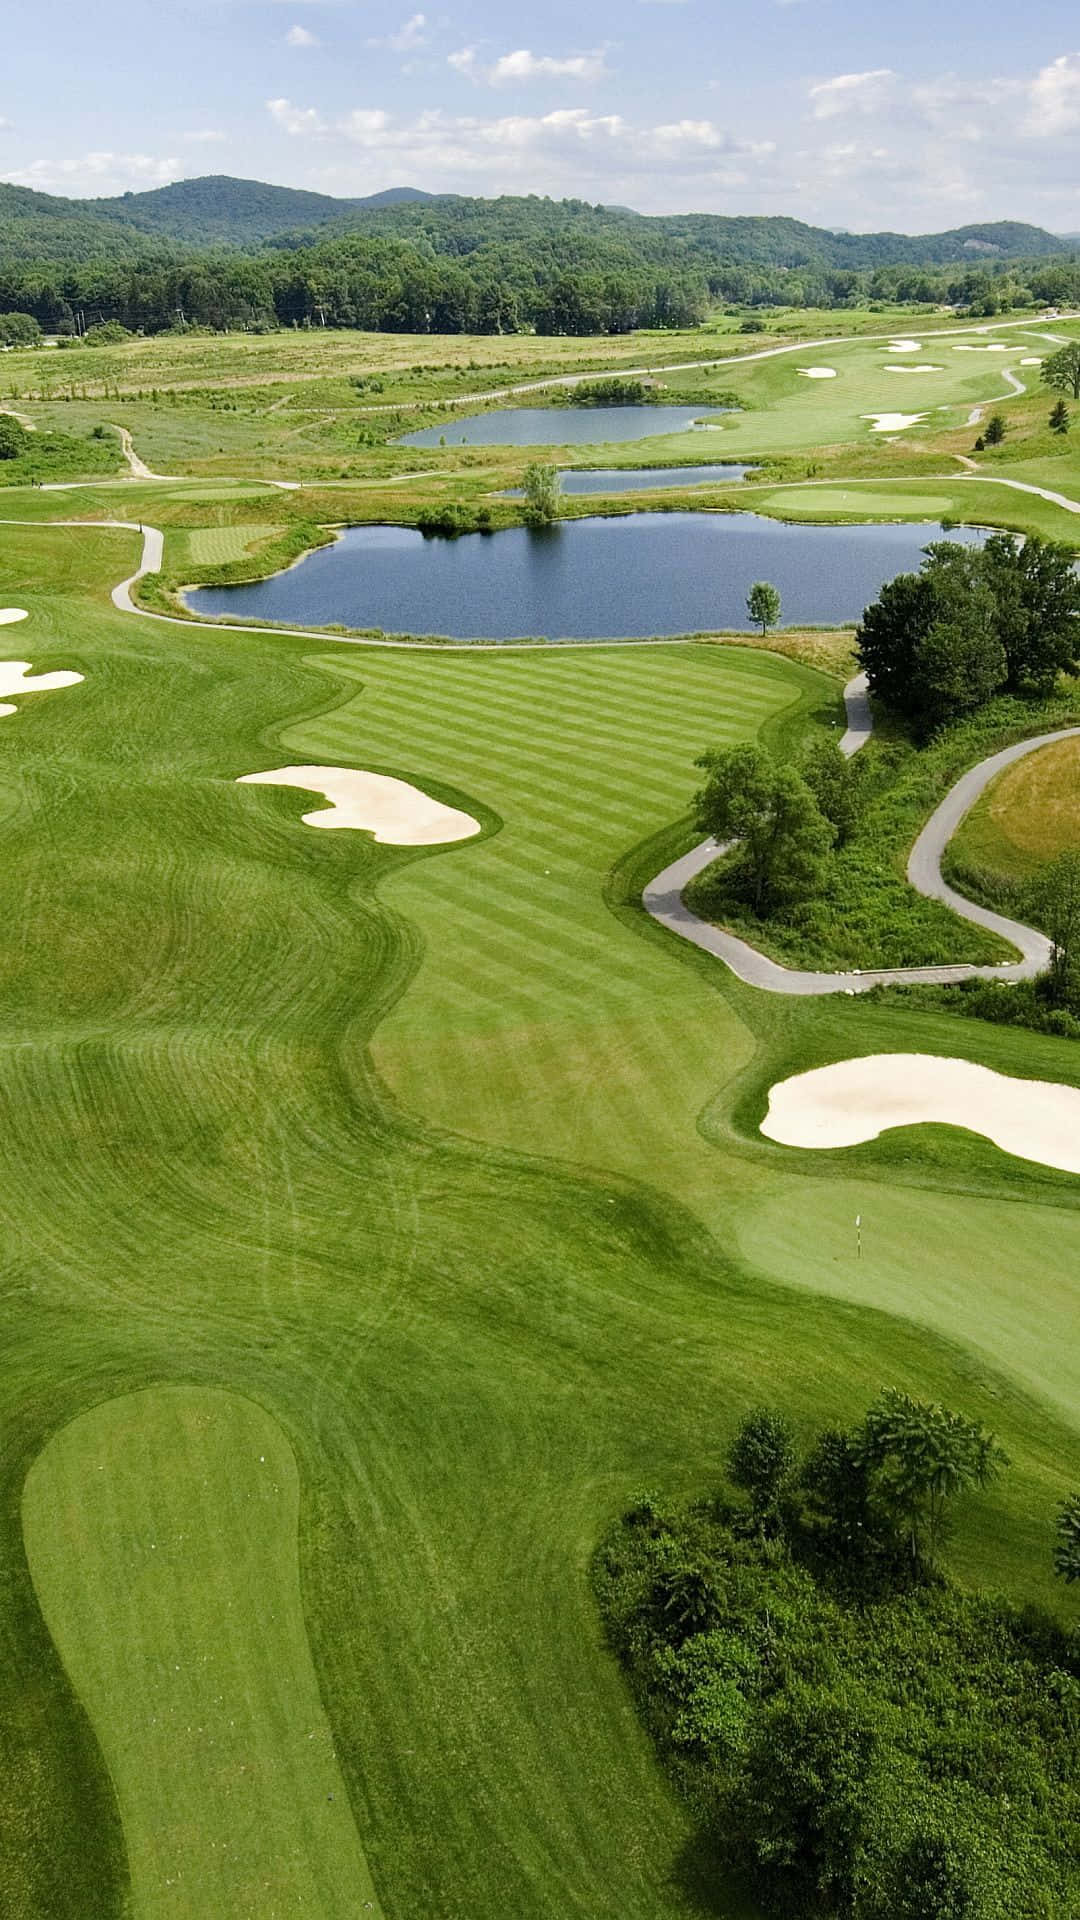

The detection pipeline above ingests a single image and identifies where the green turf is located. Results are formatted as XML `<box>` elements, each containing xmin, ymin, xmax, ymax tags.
<box><xmin>758</xmin><ymin>486</ymin><xmax>959</xmax><ymax>518</ymax></box>
<box><xmin>184</xmin><ymin>523</ymin><xmax>286</xmax><ymax>565</ymax></box>
<box><xmin>22</xmin><ymin>1385</ymin><xmax>381</xmax><ymax>1920</ymax></box>
<box><xmin>1</xmin><ymin>517</ymin><xmax>1080</xmax><ymax>1920</ymax></box>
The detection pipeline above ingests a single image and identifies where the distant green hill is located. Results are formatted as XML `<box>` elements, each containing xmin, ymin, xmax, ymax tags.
<box><xmin>0</xmin><ymin>176</ymin><xmax>437</xmax><ymax>260</ymax></box>
<box><xmin>0</xmin><ymin>175</ymin><xmax>1069</xmax><ymax>266</ymax></box>
<box><xmin>84</xmin><ymin>177</ymin><xmax>436</xmax><ymax>247</ymax></box>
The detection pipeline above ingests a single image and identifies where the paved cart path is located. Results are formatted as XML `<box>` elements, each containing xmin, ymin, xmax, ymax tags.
<box><xmin>643</xmin><ymin>676</ymin><xmax>1078</xmax><ymax>995</ymax></box>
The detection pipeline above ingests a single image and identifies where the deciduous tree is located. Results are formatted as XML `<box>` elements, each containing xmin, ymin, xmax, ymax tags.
<box><xmin>1029</xmin><ymin>851</ymin><xmax>1080</xmax><ymax>1006</ymax></box>
<box><xmin>854</xmin><ymin>1390</ymin><xmax>1008</xmax><ymax>1569</ymax></box>
<box><xmin>1053</xmin><ymin>1493</ymin><xmax>1080</xmax><ymax>1584</ymax></box>
<box><xmin>727</xmin><ymin>1406</ymin><xmax>797</xmax><ymax>1530</ymax></box>
<box><xmin>694</xmin><ymin>743</ymin><xmax>834</xmax><ymax>914</ymax></box>
<box><xmin>802</xmin><ymin>737</ymin><xmax>875</xmax><ymax>846</ymax></box>
<box><xmin>1042</xmin><ymin>341</ymin><xmax>1080</xmax><ymax>400</ymax></box>
<box><xmin>521</xmin><ymin>462</ymin><xmax>561</xmax><ymax>526</ymax></box>
<box><xmin>0</xmin><ymin>416</ymin><xmax>28</xmax><ymax>460</ymax></box>
<box><xmin>746</xmin><ymin>580</ymin><xmax>781</xmax><ymax>636</ymax></box>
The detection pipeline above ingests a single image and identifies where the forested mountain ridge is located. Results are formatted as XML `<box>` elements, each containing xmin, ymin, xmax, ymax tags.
<box><xmin>0</xmin><ymin>177</ymin><xmax>1076</xmax><ymax>338</ymax></box>
<box><xmin>0</xmin><ymin>175</ymin><xmax>1069</xmax><ymax>264</ymax></box>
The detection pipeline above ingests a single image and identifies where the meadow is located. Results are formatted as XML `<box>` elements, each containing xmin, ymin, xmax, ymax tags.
<box><xmin>2</xmin><ymin>309</ymin><xmax>1080</xmax><ymax>1917</ymax></box>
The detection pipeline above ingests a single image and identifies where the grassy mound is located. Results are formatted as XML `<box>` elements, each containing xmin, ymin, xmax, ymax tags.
<box><xmin>949</xmin><ymin>733</ymin><xmax>1080</xmax><ymax>886</ymax></box>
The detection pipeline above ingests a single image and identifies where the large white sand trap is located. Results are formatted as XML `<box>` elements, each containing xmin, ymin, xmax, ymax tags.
<box><xmin>0</xmin><ymin>660</ymin><xmax>84</xmax><ymax>718</ymax></box>
<box><xmin>0</xmin><ymin>609</ymin><xmax>29</xmax><ymax>625</ymax></box>
<box><xmin>762</xmin><ymin>1053</ymin><xmax>1080</xmax><ymax>1175</ymax></box>
<box><xmin>1020</xmin><ymin>357</ymin><xmax>1044</xmax><ymax>366</ymax></box>
<box><xmin>887</xmin><ymin>339</ymin><xmax>922</xmax><ymax>353</ymax></box>
<box><xmin>863</xmin><ymin>412</ymin><xmax>929</xmax><ymax>433</ymax></box>
<box><xmin>237</xmin><ymin>765</ymin><xmax>481</xmax><ymax>844</ymax></box>
<box><xmin>953</xmin><ymin>343</ymin><xmax>1009</xmax><ymax>352</ymax></box>
<box><xmin>797</xmin><ymin>367</ymin><xmax>837</xmax><ymax>379</ymax></box>
<box><xmin>885</xmin><ymin>365</ymin><xmax>943</xmax><ymax>373</ymax></box>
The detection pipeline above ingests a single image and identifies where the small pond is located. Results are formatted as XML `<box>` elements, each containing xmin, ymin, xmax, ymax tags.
<box><xmin>187</xmin><ymin>513</ymin><xmax>986</xmax><ymax>641</ymax></box>
<box><xmin>397</xmin><ymin>405</ymin><xmax>731</xmax><ymax>447</ymax></box>
<box><xmin>506</xmin><ymin>464</ymin><xmax>756</xmax><ymax>496</ymax></box>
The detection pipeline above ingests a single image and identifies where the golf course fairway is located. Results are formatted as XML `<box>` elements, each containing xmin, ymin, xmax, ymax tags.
<box><xmin>0</xmin><ymin>506</ymin><xmax>1079</xmax><ymax>1920</ymax></box>
<box><xmin>23</xmin><ymin>1386</ymin><xmax>381</xmax><ymax>1920</ymax></box>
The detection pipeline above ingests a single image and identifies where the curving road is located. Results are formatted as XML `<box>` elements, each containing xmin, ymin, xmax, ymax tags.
<box><xmin>643</xmin><ymin>677</ymin><xmax>1079</xmax><ymax>995</ymax></box>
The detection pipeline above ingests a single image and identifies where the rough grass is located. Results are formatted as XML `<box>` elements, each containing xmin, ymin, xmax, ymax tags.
<box><xmin>23</xmin><ymin>1385</ymin><xmax>382</xmax><ymax>1920</ymax></box>
<box><xmin>949</xmin><ymin>733</ymin><xmax>1080</xmax><ymax>884</ymax></box>
<box><xmin>0</xmin><ymin>518</ymin><xmax>1079</xmax><ymax>1920</ymax></box>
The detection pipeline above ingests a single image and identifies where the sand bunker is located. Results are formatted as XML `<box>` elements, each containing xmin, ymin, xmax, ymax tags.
<box><xmin>887</xmin><ymin>339</ymin><xmax>921</xmax><ymax>352</ymax></box>
<box><xmin>884</xmin><ymin>365</ymin><xmax>943</xmax><ymax>373</ymax></box>
<box><xmin>237</xmin><ymin>765</ymin><xmax>482</xmax><ymax>844</ymax></box>
<box><xmin>0</xmin><ymin>609</ymin><xmax>29</xmax><ymax>626</ymax></box>
<box><xmin>863</xmin><ymin>412</ymin><xmax>929</xmax><ymax>433</ymax></box>
<box><xmin>1020</xmin><ymin>356</ymin><xmax>1044</xmax><ymax>366</ymax></box>
<box><xmin>953</xmin><ymin>343</ymin><xmax>1009</xmax><ymax>352</ymax></box>
<box><xmin>0</xmin><ymin>660</ymin><xmax>84</xmax><ymax>719</ymax></box>
<box><xmin>797</xmin><ymin>367</ymin><xmax>837</xmax><ymax>379</ymax></box>
<box><xmin>762</xmin><ymin>1053</ymin><xmax>1080</xmax><ymax>1175</ymax></box>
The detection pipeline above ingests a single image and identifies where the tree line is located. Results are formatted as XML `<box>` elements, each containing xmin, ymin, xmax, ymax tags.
<box><xmin>692</xmin><ymin>533</ymin><xmax>1080</xmax><ymax>925</ymax></box>
<box><xmin>596</xmin><ymin>1393</ymin><xmax>1080</xmax><ymax>1918</ymax></box>
<box><xmin>0</xmin><ymin>209</ymin><xmax>1077</xmax><ymax>339</ymax></box>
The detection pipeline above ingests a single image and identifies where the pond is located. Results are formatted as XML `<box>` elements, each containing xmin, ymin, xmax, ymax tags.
<box><xmin>506</xmin><ymin>464</ymin><xmax>756</xmax><ymax>496</ymax></box>
<box><xmin>397</xmin><ymin>405</ymin><xmax>731</xmax><ymax>447</ymax></box>
<box><xmin>187</xmin><ymin>513</ymin><xmax>986</xmax><ymax>641</ymax></box>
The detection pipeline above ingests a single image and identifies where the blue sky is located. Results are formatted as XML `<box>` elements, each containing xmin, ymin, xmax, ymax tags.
<box><xmin>4</xmin><ymin>0</ymin><xmax>1080</xmax><ymax>230</ymax></box>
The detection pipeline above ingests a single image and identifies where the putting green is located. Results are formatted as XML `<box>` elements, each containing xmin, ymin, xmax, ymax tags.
<box><xmin>757</xmin><ymin>487</ymin><xmax>958</xmax><ymax>520</ymax></box>
<box><xmin>186</xmin><ymin>524</ymin><xmax>286</xmax><ymax>566</ymax></box>
<box><xmin>22</xmin><ymin>1386</ymin><xmax>381</xmax><ymax>1920</ymax></box>
<box><xmin>733</xmin><ymin>1174</ymin><xmax>1080</xmax><ymax>1428</ymax></box>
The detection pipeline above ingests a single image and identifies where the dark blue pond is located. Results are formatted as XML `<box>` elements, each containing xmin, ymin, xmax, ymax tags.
<box><xmin>188</xmin><ymin>513</ymin><xmax>986</xmax><ymax>641</ymax></box>
<box><xmin>506</xmin><ymin>464</ymin><xmax>756</xmax><ymax>496</ymax></box>
<box><xmin>397</xmin><ymin>405</ymin><xmax>730</xmax><ymax>447</ymax></box>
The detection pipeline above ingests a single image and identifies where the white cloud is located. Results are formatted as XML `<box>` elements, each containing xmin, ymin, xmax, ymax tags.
<box><xmin>809</xmin><ymin>69</ymin><xmax>896</xmax><ymax>119</ymax></box>
<box><xmin>488</xmin><ymin>48</ymin><xmax>609</xmax><ymax>85</ymax></box>
<box><xmin>369</xmin><ymin>12</ymin><xmax>427</xmax><ymax>54</ymax></box>
<box><xmin>265</xmin><ymin>46</ymin><xmax>1080</xmax><ymax>227</ymax></box>
<box><xmin>340</xmin><ymin>108</ymin><xmax>392</xmax><ymax>139</ymax></box>
<box><xmin>1</xmin><ymin>152</ymin><xmax>180</xmax><ymax>194</ymax></box>
<box><xmin>264</xmin><ymin>96</ymin><xmax>777</xmax><ymax>206</ymax></box>
<box><xmin>267</xmin><ymin>96</ymin><xmax>326</xmax><ymax>134</ymax></box>
<box><xmin>286</xmin><ymin>23</ymin><xmax>320</xmax><ymax>47</ymax></box>
<box><xmin>1027</xmin><ymin>53</ymin><xmax>1080</xmax><ymax>135</ymax></box>
<box><xmin>449</xmin><ymin>46</ymin><xmax>609</xmax><ymax>87</ymax></box>
<box><xmin>652</xmin><ymin>119</ymin><xmax>775</xmax><ymax>157</ymax></box>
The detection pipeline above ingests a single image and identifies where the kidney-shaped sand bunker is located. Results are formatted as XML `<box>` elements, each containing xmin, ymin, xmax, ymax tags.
<box><xmin>761</xmin><ymin>1052</ymin><xmax>1080</xmax><ymax>1176</ymax></box>
<box><xmin>238</xmin><ymin>765</ymin><xmax>481</xmax><ymax>845</ymax></box>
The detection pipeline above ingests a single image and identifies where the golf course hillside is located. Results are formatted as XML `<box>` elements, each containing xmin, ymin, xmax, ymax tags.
<box><xmin>1</xmin><ymin>286</ymin><xmax>1080</xmax><ymax>1919</ymax></box>
<box><xmin>950</xmin><ymin>732</ymin><xmax>1080</xmax><ymax>883</ymax></box>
